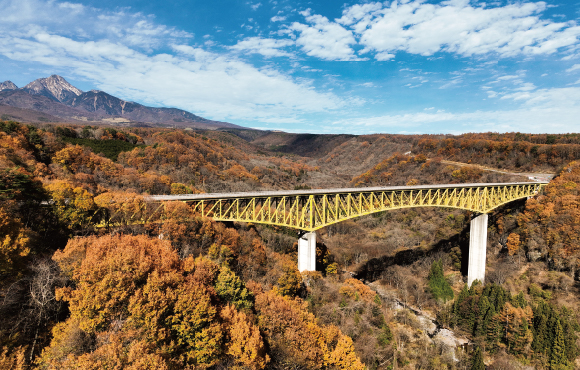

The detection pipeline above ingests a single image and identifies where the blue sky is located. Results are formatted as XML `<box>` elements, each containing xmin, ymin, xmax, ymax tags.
<box><xmin>1</xmin><ymin>0</ymin><xmax>580</xmax><ymax>134</ymax></box>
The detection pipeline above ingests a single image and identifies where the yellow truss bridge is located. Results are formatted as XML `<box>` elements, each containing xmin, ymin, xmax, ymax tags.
<box><xmin>143</xmin><ymin>182</ymin><xmax>547</xmax><ymax>232</ymax></box>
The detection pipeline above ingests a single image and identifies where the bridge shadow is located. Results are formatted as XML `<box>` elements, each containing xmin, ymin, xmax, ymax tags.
<box><xmin>354</xmin><ymin>227</ymin><xmax>470</xmax><ymax>282</ymax></box>
<box><xmin>354</xmin><ymin>200</ymin><xmax>528</xmax><ymax>282</ymax></box>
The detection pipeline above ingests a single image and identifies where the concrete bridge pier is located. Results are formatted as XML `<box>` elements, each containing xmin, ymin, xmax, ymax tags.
<box><xmin>298</xmin><ymin>231</ymin><xmax>316</xmax><ymax>272</ymax></box>
<box><xmin>467</xmin><ymin>214</ymin><xmax>488</xmax><ymax>286</ymax></box>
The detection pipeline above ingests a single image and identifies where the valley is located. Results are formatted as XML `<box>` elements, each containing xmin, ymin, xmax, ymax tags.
<box><xmin>0</xmin><ymin>119</ymin><xmax>580</xmax><ymax>369</ymax></box>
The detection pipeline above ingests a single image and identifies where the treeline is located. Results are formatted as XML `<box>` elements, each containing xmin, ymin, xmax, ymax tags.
<box><xmin>2</xmin><ymin>121</ymin><xmax>318</xmax><ymax>196</ymax></box>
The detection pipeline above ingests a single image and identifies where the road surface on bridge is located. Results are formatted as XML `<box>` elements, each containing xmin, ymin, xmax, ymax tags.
<box><xmin>146</xmin><ymin>181</ymin><xmax>547</xmax><ymax>202</ymax></box>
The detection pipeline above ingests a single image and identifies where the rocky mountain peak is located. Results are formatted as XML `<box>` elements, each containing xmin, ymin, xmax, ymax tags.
<box><xmin>0</xmin><ymin>81</ymin><xmax>18</xmax><ymax>91</ymax></box>
<box><xmin>22</xmin><ymin>75</ymin><xmax>83</xmax><ymax>104</ymax></box>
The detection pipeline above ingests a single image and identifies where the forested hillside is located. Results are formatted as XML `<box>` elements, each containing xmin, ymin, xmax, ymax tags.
<box><xmin>1</xmin><ymin>120</ymin><xmax>580</xmax><ymax>369</ymax></box>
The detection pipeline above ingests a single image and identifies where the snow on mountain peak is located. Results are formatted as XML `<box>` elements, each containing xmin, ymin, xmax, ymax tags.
<box><xmin>23</xmin><ymin>75</ymin><xmax>83</xmax><ymax>103</ymax></box>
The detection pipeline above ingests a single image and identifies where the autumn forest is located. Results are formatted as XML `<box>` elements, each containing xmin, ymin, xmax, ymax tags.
<box><xmin>1</xmin><ymin>120</ymin><xmax>580</xmax><ymax>369</ymax></box>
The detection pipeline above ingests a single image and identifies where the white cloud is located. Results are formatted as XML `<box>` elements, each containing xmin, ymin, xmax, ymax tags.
<box><xmin>271</xmin><ymin>15</ymin><xmax>286</xmax><ymax>22</ymax></box>
<box><xmin>250</xmin><ymin>2</ymin><xmax>261</xmax><ymax>11</ymax></box>
<box><xmin>287</xmin><ymin>9</ymin><xmax>365</xmax><ymax>61</ymax></box>
<box><xmin>0</xmin><ymin>0</ymin><xmax>347</xmax><ymax>124</ymax></box>
<box><xmin>496</xmin><ymin>75</ymin><xmax>520</xmax><ymax>81</ymax></box>
<box><xmin>567</xmin><ymin>64</ymin><xmax>580</xmax><ymax>72</ymax></box>
<box><xmin>230</xmin><ymin>37</ymin><xmax>294</xmax><ymax>57</ymax></box>
<box><xmin>358</xmin><ymin>82</ymin><xmax>375</xmax><ymax>87</ymax></box>
<box><xmin>320</xmin><ymin>0</ymin><xmax>580</xmax><ymax>61</ymax></box>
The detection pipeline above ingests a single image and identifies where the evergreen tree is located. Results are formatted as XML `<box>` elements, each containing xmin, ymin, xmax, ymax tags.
<box><xmin>453</xmin><ymin>284</ymin><xmax>469</xmax><ymax>327</ymax></box>
<box><xmin>470</xmin><ymin>347</ymin><xmax>485</xmax><ymax>370</ymax></box>
<box><xmin>513</xmin><ymin>291</ymin><xmax>527</xmax><ymax>308</ymax></box>
<box><xmin>474</xmin><ymin>296</ymin><xmax>490</xmax><ymax>337</ymax></box>
<box><xmin>428</xmin><ymin>260</ymin><xmax>454</xmax><ymax>303</ymax></box>
<box><xmin>532</xmin><ymin>313</ymin><xmax>548</xmax><ymax>355</ymax></box>
<box><xmin>547</xmin><ymin>315</ymin><xmax>558</xmax><ymax>358</ymax></box>
<box><xmin>486</xmin><ymin>310</ymin><xmax>501</xmax><ymax>350</ymax></box>
<box><xmin>550</xmin><ymin>320</ymin><xmax>567</xmax><ymax>370</ymax></box>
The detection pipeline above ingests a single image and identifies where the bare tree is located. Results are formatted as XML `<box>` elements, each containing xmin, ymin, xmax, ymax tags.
<box><xmin>27</xmin><ymin>258</ymin><xmax>67</xmax><ymax>361</ymax></box>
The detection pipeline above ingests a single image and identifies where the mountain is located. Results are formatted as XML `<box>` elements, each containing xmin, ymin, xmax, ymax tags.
<box><xmin>0</xmin><ymin>75</ymin><xmax>243</xmax><ymax>129</ymax></box>
<box><xmin>0</xmin><ymin>81</ymin><xmax>18</xmax><ymax>91</ymax></box>
<box><xmin>70</xmin><ymin>90</ymin><xmax>214</xmax><ymax>125</ymax></box>
<box><xmin>22</xmin><ymin>75</ymin><xmax>82</xmax><ymax>104</ymax></box>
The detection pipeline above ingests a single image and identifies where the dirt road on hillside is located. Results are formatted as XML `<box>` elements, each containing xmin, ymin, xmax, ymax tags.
<box><xmin>438</xmin><ymin>160</ymin><xmax>554</xmax><ymax>182</ymax></box>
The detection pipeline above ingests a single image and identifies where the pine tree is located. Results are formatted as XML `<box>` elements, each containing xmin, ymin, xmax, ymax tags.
<box><xmin>486</xmin><ymin>310</ymin><xmax>501</xmax><ymax>350</ymax></box>
<box><xmin>470</xmin><ymin>347</ymin><xmax>485</xmax><ymax>370</ymax></box>
<box><xmin>533</xmin><ymin>313</ymin><xmax>547</xmax><ymax>353</ymax></box>
<box><xmin>428</xmin><ymin>260</ymin><xmax>454</xmax><ymax>303</ymax></box>
<box><xmin>474</xmin><ymin>296</ymin><xmax>490</xmax><ymax>337</ymax></box>
<box><xmin>513</xmin><ymin>291</ymin><xmax>527</xmax><ymax>308</ymax></box>
<box><xmin>453</xmin><ymin>284</ymin><xmax>469</xmax><ymax>327</ymax></box>
<box><xmin>550</xmin><ymin>320</ymin><xmax>567</xmax><ymax>370</ymax></box>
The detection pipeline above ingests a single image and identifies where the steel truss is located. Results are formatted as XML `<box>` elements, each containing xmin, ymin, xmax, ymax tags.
<box><xmin>99</xmin><ymin>182</ymin><xmax>547</xmax><ymax>231</ymax></box>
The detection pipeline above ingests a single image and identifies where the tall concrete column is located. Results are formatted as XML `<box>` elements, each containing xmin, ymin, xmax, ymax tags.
<box><xmin>468</xmin><ymin>213</ymin><xmax>488</xmax><ymax>286</ymax></box>
<box><xmin>298</xmin><ymin>232</ymin><xmax>316</xmax><ymax>272</ymax></box>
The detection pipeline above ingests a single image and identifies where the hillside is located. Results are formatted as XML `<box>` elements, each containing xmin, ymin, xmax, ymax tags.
<box><xmin>0</xmin><ymin>120</ymin><xmax>579</xmax><ymax>369</ymax></box>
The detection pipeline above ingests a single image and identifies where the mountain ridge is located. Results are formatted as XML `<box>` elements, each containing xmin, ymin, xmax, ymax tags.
<box><xmin>0</xmin><ymin>75</ymin><xmax>242</xmax><ymax>129</ymax></box>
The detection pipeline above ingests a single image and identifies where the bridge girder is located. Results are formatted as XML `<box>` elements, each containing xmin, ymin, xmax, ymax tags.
<box><xmin>193</xmin><ymin>183</ymin><xmax>546</xmax><ymax>231</ymax></box>
<box><xmin>99</xmin><ymin>182</ymin><xmax>547</xmax><ymax>231</ymax></box>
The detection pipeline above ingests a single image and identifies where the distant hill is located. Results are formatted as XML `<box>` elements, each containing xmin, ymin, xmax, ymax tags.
<box><xmin>0</xmin><ymin>75</ymin><xmax>243</xmax><ymax>129</ymax></box>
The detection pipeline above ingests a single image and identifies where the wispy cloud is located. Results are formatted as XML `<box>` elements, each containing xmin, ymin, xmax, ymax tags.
<box><xmin>0</xmin><ymin>0</ymin><xmax>348</xmax><ymax>124</ymax></box>
<box><xmin>230</xmin><ymin>37</ymin><xmax>294</xmax><ymax>57</ymax></box>
<box><xmin>331</xmin><ymin>86</ymin><xmax>580</xmax><ymax>134</ymax></box>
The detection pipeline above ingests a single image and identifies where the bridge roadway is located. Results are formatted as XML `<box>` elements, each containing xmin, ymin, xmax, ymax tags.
<box><xmin>142</xmin><ymin>181</ymin><xmax>548</xmax><ymax>286</ymax></box>
<box><xmin>146</xmin><ymin>181</ymin><xmax>543</xmax><ymax>201</ymax></box>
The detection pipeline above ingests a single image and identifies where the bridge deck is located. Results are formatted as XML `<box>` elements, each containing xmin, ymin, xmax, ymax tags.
<box><xmin>147</xmin><ymin>181</ymin><xmax>548</xmax><ymax>201</ymax></box>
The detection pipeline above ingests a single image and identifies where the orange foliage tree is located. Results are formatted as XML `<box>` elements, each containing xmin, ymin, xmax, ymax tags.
<box><xmin>506</xmin><ymin>233</ymin><xmax>521</xmax><ymax>256</ymax></box>
<box><xmin>40</xmin><ymin>234</ymin><xmax>269</xmax><ymax>369</ymax></box>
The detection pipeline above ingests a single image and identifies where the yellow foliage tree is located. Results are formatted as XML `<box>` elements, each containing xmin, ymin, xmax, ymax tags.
<box><xmin>45</xmin><ymin>181</ymin><xmax>96</xmax><ymax>230</ymax></box>
<box><xmin>0</xmin><ymin>205</ymin><xmax>31</xmax><ymax>276</ymax></box>
<box><xmin>93</xmin><ymin>191</ymin><xmax>145</xmax><ymax>226</ymax></box>
<box><xmin>0</xmin><ymin>346</ymin><xmax>27</xmax><ymax>370</ymax></box>
<box><xmin>220</xmin><ymin>305</ymin><xmax>269</xmax><ymax>369</ymax></box>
